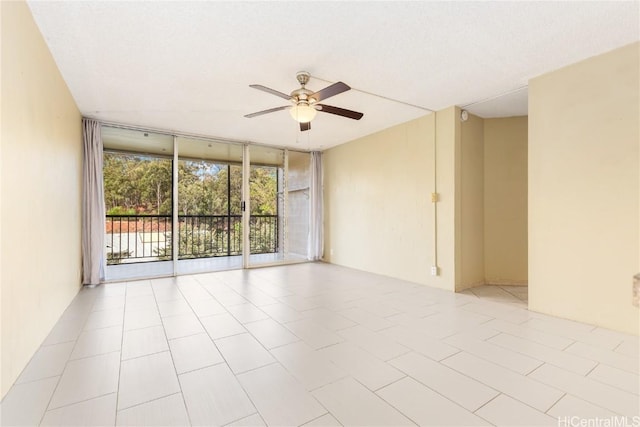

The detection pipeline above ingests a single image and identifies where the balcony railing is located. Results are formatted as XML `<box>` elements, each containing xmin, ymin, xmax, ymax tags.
<box><xmin>105</xmin><ymin>214</ymin><xmax>278</xmax><ymax>265</ymax></box>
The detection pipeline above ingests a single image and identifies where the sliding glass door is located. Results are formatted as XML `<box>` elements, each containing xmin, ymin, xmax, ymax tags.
<box><xmin>245</xmin><ymin>146</ymin><xmax>311</xmax><ymax>267</ymax></box>
<box><xmin>176</xmin><ymin>137</ymin><xmax>243</xmax><ymax>274</ymax></box>
<box><xmin>103</xmin><ymin>125</ymin><xmax>313</xmax><ymax>281</ymax></box>
<box><xmin>102</xmin><ymin>127</ymin><xmax>175</xmax><ymax>280</ymax></box>
<box><xmin>246</xmin><ymin>145</ymin><xmax>285</xmax><ymax>267</ymax></box>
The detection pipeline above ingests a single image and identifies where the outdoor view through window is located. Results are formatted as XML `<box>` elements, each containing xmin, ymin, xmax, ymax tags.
<box><xmin>104</xmin><ymin>151</ymin><xmax>278</xmax><ymax>264</ymax></box>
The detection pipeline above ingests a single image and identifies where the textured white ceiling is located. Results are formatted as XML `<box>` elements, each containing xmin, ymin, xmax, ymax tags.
<box><xmin>28</xmin><ymin>1</ymin><xmax>639</xmax><ymax>150</ymax></box>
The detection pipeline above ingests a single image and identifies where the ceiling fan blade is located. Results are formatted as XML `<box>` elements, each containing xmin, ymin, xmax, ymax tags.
<box><xmin>300</xmin><ymin>122</ymin><xmax>311</xmax><ymax>132</ymax></box>
<box><xmin>310</xmin><ymin>82</ymin><xmax>350</xmax><ymax>102</ymax></box>
<box><xmin>244</xmin><ymin>106</ymin><xmax>290</xmax><ymax>118</ymax></box>
<box><xmin>317</xmin><ymin>104</ymin><xmax>364</xmax><ymax>120</ymax></box>
<box><xmin>249</xmin><ymin>84</ymin><xmax>292</xmax><ymax>100</ymax></box>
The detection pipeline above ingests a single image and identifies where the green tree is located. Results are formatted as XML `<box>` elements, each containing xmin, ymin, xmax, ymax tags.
<box><xmin>104</xmin><ymin>152</ymin><xmax>280</xmax><ymax>260</ymax></box>
<box><xmin>249</xmin><ymin>166</ymin><xmax>277</xmax><ymax>215</ymax></box>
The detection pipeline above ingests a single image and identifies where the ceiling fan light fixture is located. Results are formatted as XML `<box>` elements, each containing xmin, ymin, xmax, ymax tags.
<box><xmin>289</xmin><ymin>104</ymin><xmax>317</xmax><ymax>123</ymax></box>
<box><xmin>246</xmin><ymin>73</ymin><xmax>362</xmax><ymax>132</ymax></box>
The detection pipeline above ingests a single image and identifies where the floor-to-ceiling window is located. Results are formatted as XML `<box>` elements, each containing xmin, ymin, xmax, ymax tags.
<box><xmin>102</xmin><ymin>126</ymin><xmax>311</xmax><ymax>281</ymax></box>
<box><xmin>286</xmin><ymin>150</ymin><xmax>311</xmax><ymax>261</ymax></box>
<box><xmin>103</xmin><ymin>128</ymin><xmax>174</xmax><ymax>279</ymax></box>
<box><xmin>247</xmin><ymin>145</ymin><xmax>284</xmax><ymax>268</ymax></box>
<box><xmin>175</xmin><ymin>137</ymin><xmax>244</xmax><ymax>274</ymax></box>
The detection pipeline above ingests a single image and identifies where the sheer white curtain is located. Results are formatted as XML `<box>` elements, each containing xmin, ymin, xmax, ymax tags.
<box><xmin>82</xmin><ymin>118</ymin><xmax>106</xmax><ymax>285</ymax></box>
<box><xmin>308</xmin><ymin>151</ymin><xmax>324</xmax><ymax>260</ymax></box>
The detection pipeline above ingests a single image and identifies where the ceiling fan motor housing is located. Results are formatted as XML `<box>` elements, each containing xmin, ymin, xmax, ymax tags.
<box><xmin>296</xmin><ymin>71</ymin><xmax>311</xmax><ymax>87</ymax></box>
<box><xmin>292</xmin><ymin>72</ymin><xmax>315</xmax><ymax>106</ymax></box>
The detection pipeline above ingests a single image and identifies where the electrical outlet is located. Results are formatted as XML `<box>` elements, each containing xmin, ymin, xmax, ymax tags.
<box><xmin>431</xmin><ymin>266</ymin><xmax>439</xmax><ymax>276</ymax></box>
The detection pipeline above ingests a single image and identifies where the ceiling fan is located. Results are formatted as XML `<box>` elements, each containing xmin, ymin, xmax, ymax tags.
<box><xmin>244</xmin><ymin>71</ymin><xmax>364</xmax><ymax>132</ymax></box>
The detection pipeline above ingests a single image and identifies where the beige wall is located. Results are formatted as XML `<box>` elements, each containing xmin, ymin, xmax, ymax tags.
<box><xmin>324</xmin><ymin>109</ymin><xmax>459</xmax><ymax>291</ymax></box>
<box><xmin>1</xmin><ymin>1</ymin><xmax>83</xmax><ymax>398</ymax></box>
<box><xmin>457</xmin><ymin>113</ymin><xmax>485</xmax><ymax>290</ymax></box>
<box><xmin>323</xmin><ymin>107</ymin><xmax>527</xmax><ymax>293</ymax></box>
<box><xmin>529</xmin><ymin>42</ymin><xmax>639</xmax><ymax>335</ymax></box>
<box><xmin>484</xmin><ymin>117</ymin><xmax>528</xmax><ymax>285</ymax></box>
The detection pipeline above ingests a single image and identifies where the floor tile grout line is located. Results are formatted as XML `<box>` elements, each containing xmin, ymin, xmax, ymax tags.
<box><xmin>481</xmin><ymin>391</ymin><xmax>561</xmax><ymax>423</ymax></box>
<box><xmin>562</xmin><ymin>346</ymin><xmax>639</xmax><ymax>374</ymax></box>
<box><xmin>371</xmin><ymin>374</ymin><xmax>408</xmax><ymax>393</ymax></box>
<box><xmin>578</xmin><ymin>360</ymin><xmax>640</xmax><ymax>391</ymax></box>
<box><xmin>611</xmin><ymin>339</ymin><xmax>627</xmax><ymax>354</ymax></box>
<box><xmin>217</xmin><ymin>357</ymin><xmax>271</xmax><ymax>424</ymax></box>
<box><xmin>37</xmin><ymin>289</ymin><xmax>100</xmax><ymax>425</ymax></box>
<box><xmin>222</xmin><ymin>412</ymin><xmax>265</xmax><ymax>427</ymax></box>
<box><xmin>123</xmin><ymin>320</ymin><xmax>165</xmax><ymax>334</ymax></box>
<box><xmin>82</xmin><ymin>321</ymin><xmax>125</xmax><ymax>332</ymax></box>
<box><xmin>446</xmin><ymin>355</ymin><xmax>566</xmax><ymax>412</ymax></box>
<box><xmin>411</xmin><ymin>349</ymin><xmax>562</xmax><ymax>407</ymax></box>
<box><xmin>372</xmin><ymin>390</ymin><xmax>420</xmax><ymax>426</ymax></box>
<box><xmin>435</xmin><ymin>349</ymin><xmax>463</xmax><ymax>363</ymax></box>
<box><xmin>175</xmin><ymin>276</ymin><xmax>304</xmax><ymax>425</ymax></box>
<box><xmin>8</xmin><ymin>265</ymin><xmax>637</xmax><ymax>427</ymax></box>
<box><xmin>546</xmin><ymin>391</ymin><xmax>630</xmax><ymax>418</ymax></box>
<box><xmin>305</xmin><ymin>373</ymin><xmax>352</xmax><ymax>394</ymax></box>
<box><xmin>470</xmin><ymin>391</ymin><xmax>502</xmax><ymax>414</ymax></box>
<box><xmin>38</xmin><ymin>338</ymin><xmax>77</xmax><ymax>348</ymax></box>
<box><xmin>112</xmin><ymin>283</ymin><xmax>129</xmax><ymax>424</ymax></box>
<box><xmin>12</xmin><ymin>372</ymin><xmax>64</xmax><ymax>388</ymax></box>
<box><xmin>232</xmin><ymin>360</ymin><xmax>280</xmax><ymax>377</ymax></box>
<box><xmin>296</xmin><ymin>411</ymin><xmax>332</xmax><ymax>427</ymax></box>
<box><xmin>445</xmin><ymin>354</ymin><xmax>636</xmax><ymax>418</ymax></box>
<box><xmin>116</xmin><ymin>391</ymin><xmax>184</xmax><ymax>413</ymax></box>
<box><xmin>265</xmin><ymin>338</ymin><xmax>304</xmax><ymax>351</ymax></box>
<box><xmin>241</xmin><ymin>291</ymin><xmax>410</xmax><ymax>422</ymax></box>
<box><xmin>543</xmin><ymin>392</ymin><xmax>568</xmax><ymax>415</ymax></box>
<box><xmin>150</xmin><ymin>278</ymin><xmax>197</xmax><ymax>426</ymax></box>
<box><xmin>44</xmin><ymin>391</ymin><xmax>118</xmax><ymax>413</ymax></box>
<box><xmin>167</xmin><ymin>329</ymin><xmax>215</xmax><ymax>341</ymax></box>
<box><xmin>387</xmin><ymin>352</ymin><xmax>506</xmax><ymax>415</ymax></box>
<box><xmin>524</xmin><ymin>318</ymin><xmax>628</xmax><ymax>349</ymax></box>
<box><xmin>524</xmin><ymin>360</ymin><xmax>546</xmax><ymax>376</ymax></box>
<box><xmin>486</xmin><ymin>326</ymin><xmax>579</xmax><ymax>352</ymax></box>
<box><xmin>486</xmin><ymin>332</ymin><xmax>600</xmax><ymax>376</ymax></box>
<box><xmin>66</xmin><ymin>349</ymin><xmax>122</xmax><ymax>363</ymax></box>
<box><xmin>175</xmin><ymin>360</ymin><xmax>229</xmax><ymax>377</ymax></box>
<box><xmin>121</xmin><ymin>347</ymin><xmax>172</xmax><ymax>362</ymax></box>
<box><xmin>347</xmin><ymin>375</ymin><xmax>418</xmax><ymax>426</ymax></box>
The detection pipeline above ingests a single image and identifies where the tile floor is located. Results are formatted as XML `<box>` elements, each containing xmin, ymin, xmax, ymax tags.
<box><xmin>459</xmin><ymin>284</ymin><xmax>528</xmax><ymax>308</ymax></box>
<box><xmin>2</xmin><ymin>263</ymin><xmax>638</xmax><ymax>426</ymax></box>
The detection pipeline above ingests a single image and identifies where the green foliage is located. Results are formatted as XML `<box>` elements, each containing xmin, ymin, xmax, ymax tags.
<box><xmin>103</xmin><ymin>153</ymin><xmax>172</xmax><ymax>214</ymax></box>
<box><xmin>106</xmin><ymin>250</ymin><xmax>132</xmax><ymax>265</ymax></box>
<box><xmin>105</xmin><ymin>152</ymin><xmax>279</xmax><ymax>261</ymax></box>
<box><xmin>155</xmin><ymin>225</ymin><xmax>236</xmax><ymax>260</ymax></box>
<box><xmin>154</xmin><ymin>217</ymin><xmax>275</xmax><ymax>260</ymax></box>
<box><xmin>249</xmin><ymin>166</ymin><xmax>277</xmax><ymax>215</ymax></box>
<box><xmin>103</xmin><ymin>152</ymin><xmax>278</xmax><ymax>216</ymax></box>
<box><xmin>106</xmin><ymin>206</ymin><xmax>136</xmax><ymax>215</ymax></box>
